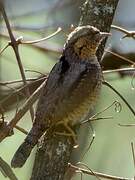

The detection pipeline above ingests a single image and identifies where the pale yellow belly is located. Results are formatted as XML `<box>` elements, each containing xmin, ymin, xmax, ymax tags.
<box><xmin>62</xmin><ymin>86</ymin><xmax>101</xmax><ymax>125</ymax></box>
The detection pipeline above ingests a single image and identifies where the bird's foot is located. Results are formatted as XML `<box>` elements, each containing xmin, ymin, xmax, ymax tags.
<box><xmin>54</xmin><ymin>121</ymin><xmax>78</xmax><ymax>148</ymax></box>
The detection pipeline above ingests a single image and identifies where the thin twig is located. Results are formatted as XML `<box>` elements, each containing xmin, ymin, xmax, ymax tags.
<box><xmin>0</xmin><ymin>82</ymin><xmax>27</xmax><ymax>106</ymax></box>
<box><xmin>131</xmin><ymin>142</ymin><xmax>135</xmax><ymax>169</ymax></box>
<box><xmin>0</xmin><ymin>79</ymin><xmax>47</xmax><ymax>142</ymax></box>
<box><xmin>14</xmin><ymin>125</ymin><xmax>28</xmax><ymax>135</ymax></box>
<box><xmin>0</xmin><ymin>76</ymin><xmax>47</xmax><ymax>107</ymax></box>
<box><xmin>68</xmin><ymin>163</ymin><xmax>132</xmax><ymax>180</ymax></box>
<box><xmin>131</xmin><ymin>72</ymin><xmax>135</xmax><ymax>90</ymax></box>
<box><xmin>105</xmin><ymin>49</ymin><xmax>135</xmax><ymax>65</ymax></box>
<box><xmin>103</xmin><ymin>67</ymin><xmax>135</xmax><ymax>74</ymax></box>
<box><xmin>20</xmin><ymin>27</ymin><xmax>62</xmax><ymax>44</ymax></box>
<box><xmin>118</xmin><ymin>123</ymin><xmax>135</xmax><ymax>127</ymax></box>
<box><xmin>111</xmin><ymin>25</ymin><xmax>133</xmax><ymax>35</ymax></box>
<box><xmin>0</xmin><ymin>44</ymin><xmax>9</xmax><ymax>55</ymax></box>
<box><xmin>89</xmin><ymin>116</ymin><xmax>113</xmax><ymax>121</ymax></box>
<box><xmin>0</xmin><ymin>76</ymin><xmax>46</xmax><ymax>85</ymax></box>
<box><xmin>111</xmin><ymin>25</ymin><xmax>135</xmax><ymax>39</ymax></box>
<box><xmin>103</xmin><ymin>81</ymin><xmax>135</xmax><ymax>117</ymax></box>
<box><xmin>0</xmin><ymin>157</ymin><xmax>18</xmax><ymax>180</ymax></box>
<box><xmin>80</xmin><ymin>131</ymin><xmax>95</xmax><ymax>161</ymax></box>
<box><xmin>25</xmin><ymin>69</ymin><xmax>46</xmax><ymax>76</ymax></box>
<box><xmin>0</xmin><ymin>32</ymin><xmax>62</xmax><ymax>54</ymax></box>
<box><xmin>81</xmin><ymin>101</ymin><xmax>120</xmax><ymax>124</ymax></box>
<box><xmin>8</xmin><ymin>80</ymin><xmax>46</xmax><ymax>128</ymax></box>
<box><xmin>77</xmin><ymin>162</ymin><xmax>101</xmax><ymax>180</ymax></box>
<box><xmin>0</xmin><ymin>121</ymin><xmax>28</xmax><ymax>135</ymax></box>
<box><xmin>0</xmin><ymin>4</ymin><xmax>34</xmax><ymax>121</ymax></box>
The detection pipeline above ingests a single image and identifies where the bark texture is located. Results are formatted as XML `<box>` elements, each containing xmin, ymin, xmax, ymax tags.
<box><xmin>79</xmin><ymin>0</ymin><xmax>119</xmax><ymax>61</ymax></box>
<box><xmin>30</xmin><ymin>132</ymin><xmax>73</xmax><ymax>180</ymax></box>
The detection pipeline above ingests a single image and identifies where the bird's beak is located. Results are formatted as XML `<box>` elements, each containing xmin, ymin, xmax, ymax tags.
<box><xmin>100</xmin><ymin>32</ymin><xmax>111</xmax><ymax>39</ymax></box>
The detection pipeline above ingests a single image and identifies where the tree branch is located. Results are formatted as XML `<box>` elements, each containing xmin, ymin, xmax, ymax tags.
<box><xmin>0</xmin><ymin>157</ymin><xmax>18</xmax><ymax>180</ymax></box>
<box><xmin>79</xmin><ymin>0</ymin><xmax>119</xmax><ymax>62</ymax></box>
<box><xmin>68</xmin><ymin>163</ymin><xmax>132</xmax><ymax>180</ymax></box>
<box><xmin>0</xmin><ymin>79</ymin><xmax>47</xmax><ymax>141</ymax></box>
<box><xmin>0</xmin><ymin>3</ymin><xmax>34</xmax><ymax>121</ymax></box>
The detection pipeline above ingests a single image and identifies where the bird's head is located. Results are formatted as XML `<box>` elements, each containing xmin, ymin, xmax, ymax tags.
<box><xmin>65</xmin><ymin>25</ymin><xmax>111</xmax><ymax>59</ymax></box>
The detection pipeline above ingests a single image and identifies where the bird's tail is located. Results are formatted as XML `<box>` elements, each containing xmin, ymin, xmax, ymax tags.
<box><xmin>11</xmin><ymin>124</ymin><xmax>44</xmax><ymax>168</ymax></box>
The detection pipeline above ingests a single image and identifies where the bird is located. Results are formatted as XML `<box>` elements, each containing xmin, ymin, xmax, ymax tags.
<box><xmin>11</xmin><ymin>25</ymin><xmax>110</xmax><ymax>168</ymax></box>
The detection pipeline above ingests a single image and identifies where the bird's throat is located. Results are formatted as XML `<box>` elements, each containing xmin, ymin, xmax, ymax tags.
<box><xmin>73</xmin><ymin>38</ymin><xmax>97</xmax><ymax>59</ymax></box>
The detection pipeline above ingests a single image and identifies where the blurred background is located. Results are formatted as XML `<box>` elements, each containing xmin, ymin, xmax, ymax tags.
<box><xmin>0</xmin><ymin>0</ymin><xmax>135</xmax><ymax>179</ymax></box>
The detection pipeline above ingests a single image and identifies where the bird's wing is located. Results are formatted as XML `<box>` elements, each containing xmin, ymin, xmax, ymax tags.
<box><xmin>35</xmin><ymin>55</ymin><xmax>88</xmax><ymax>122</ymax></box>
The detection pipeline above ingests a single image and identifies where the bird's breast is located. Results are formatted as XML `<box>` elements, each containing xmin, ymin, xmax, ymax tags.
<box><xmin>62</xmin><ymin>63</ymin><xmax>102</xmax><ymax>125</ymax></box>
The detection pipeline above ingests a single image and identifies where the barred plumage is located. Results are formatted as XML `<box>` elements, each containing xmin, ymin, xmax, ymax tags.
<box><xmin>11</xmin><ymin>25</ymin><xmax>110</xmax><ymax>168</ymax></box>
